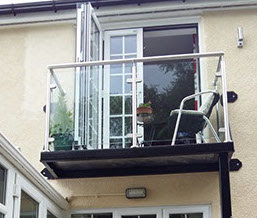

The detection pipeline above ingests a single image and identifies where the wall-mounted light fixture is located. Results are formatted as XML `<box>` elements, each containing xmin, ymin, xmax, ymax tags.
<box><xmin>125</xmin><ymin>187</ymin><xmax>147</xmax><ymax>199</ymax></box>
<box><xmin>237</xmin><ymin>27</ymin><xmax>243</xmax><ymax>48</ymax></box>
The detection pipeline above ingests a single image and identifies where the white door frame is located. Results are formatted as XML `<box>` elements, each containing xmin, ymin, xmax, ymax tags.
<box><xmin>70</xmin><ymin>205</ymin><xmax>211</xmax><ymax>218</ymax></box>
<box><xmin>103</xmin><ymin>28</ymin><xmax>143</xmax><ymax>149</ymax></box>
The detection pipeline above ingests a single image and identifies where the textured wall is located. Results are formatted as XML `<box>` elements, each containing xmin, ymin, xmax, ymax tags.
<box><xmin>202</xmin><ymin>9</ymin><xmax>257</xmax><ymax>218</ymax></box>
<box><xmin>50</xmin><ymin>173</ymin><xmax>220</xmax><ymax>217</ymax></box>
<box><xmin>0</xmin><ymin>22</ymin><xmax>75</xmax><ymax>171</ymax></box>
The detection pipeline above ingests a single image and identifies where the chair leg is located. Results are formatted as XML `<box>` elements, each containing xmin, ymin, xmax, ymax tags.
<box><xmin>203</xmin><ymin>116</ymin><xmax>221</xmax><ymax>142</ymax></box>
<box><xmin>198</xmin><ymin>132</ymin><xmax>207</xmax><ymax>143</ymax></box>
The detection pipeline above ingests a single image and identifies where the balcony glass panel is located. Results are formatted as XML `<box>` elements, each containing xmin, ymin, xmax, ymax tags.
<box><xmin>46</xmin><ymin>53</ymin><xmax>229</xmax><ymax>151</ymax></box>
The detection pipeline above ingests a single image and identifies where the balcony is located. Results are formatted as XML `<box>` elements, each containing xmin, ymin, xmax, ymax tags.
<box><xmin>41</xmin><ymin>52</ymin><xmax>237</xmax><ymax>179</ymax></box>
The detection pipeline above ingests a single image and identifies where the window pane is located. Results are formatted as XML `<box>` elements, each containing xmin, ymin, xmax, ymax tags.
<box><xmin>125</xmin><ymin>55</ymin><xmax>136</xmax><ymax>74</ymax></box>
<box><xmin>111</xmin><ymin>36</ymin><xmax>122</xmax><ymax>54</ymax></box>
<box><xmin>110</xmin><ymin>96</ymin><xmax>122</xmax><ymax>115</ymax></box>
<box><xmin>187</xmin><ymin>213</ymin><xmax>203</xmax><ymax>218</ymax></box>
<box><xmin>20</xmin><ymin>191</ymin><xmax>39</xmax><ymax>218</ymax></box>
<box><xmin>169</xmin><ymin>215</ymin><xmax>185</xmax><ymax>218</ymax></box>
<box><xmin>110</xmin><ymin>56</ymin><xmax>122</xmax><ymax>75</ymax></box>
<box><xmin>124</xmin><ymin>75</ymin><xmax>132</xmax><ymax>94</ymax></box>
<box><xmin>125</xmin><ymin>117</ymin><xmax>132</xmax><ymax>135</ymax></box>
<box><xmin>125</xmin><ymin>35</ymin><xmax>136</xmax><ymax>53</ymax></box>
<box><xmin>72</xmin><ymin>214</ymin><xmax>112</xmax><ymax>218</ymax></box>
<box><xmin>170</xmin><ymin>214</ymin><xmax>203</xmax><ymax>218</ymax></box>
<box><xmin>110</xmin><ymin>76</ymin><xmax>122</xmax><ymax>94</ymax></box>
<box><xmin>125</xmin><ymin>96</ymin><xmax>132</xmax><ymax>114</ymax></box>
<box><xmin>125</xmin><ymin>138</ymin><xmax>132</xmax><ymax>148</ymax></box>
<box><xmin>47</xmin><ymin>211</ymin><xmax>57</xmax><ymax>218</ymax></box>
<box><xmin>110</xmin><ymin>138</ymin><xmax>122</xmax><ymax>149</ymax></box>
<box><xmin>110</xmin><ymin>117</ymin><xmax>122</xmax><ymax>136</ymax></box>
<box><xmin>94</xmin><ymin>214</ymin><xmax>113</xmax><ymax>218</ymax></box>
<box><xmin>0</xmin><ymin>165</ymin><xmax>6</xmax><ymax>205</ymax></box>
<box><xmin>141</xmin><ymin>215</ymin><xmax>156</xmax><ymax>218</ymax></box>
<box><xmin>122</xmin><ymin>216</ymin><xmax>137</xmax><ymax>218</ymax></box>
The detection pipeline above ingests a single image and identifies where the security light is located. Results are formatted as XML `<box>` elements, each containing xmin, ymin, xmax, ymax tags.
<box><xmin>125</xmin><ymin>187</ymin><xmax>147</xmax><ymax>199</ymax></box>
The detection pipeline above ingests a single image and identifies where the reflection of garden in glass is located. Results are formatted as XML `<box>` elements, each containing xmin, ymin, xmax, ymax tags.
<box><xmin>143</xmin><ymin>60</ymin><xmax>195</xmax><ymax>142</ymax></box>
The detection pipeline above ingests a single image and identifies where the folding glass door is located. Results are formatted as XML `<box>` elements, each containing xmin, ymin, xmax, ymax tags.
<box><xmin>75</xmin><ymin>3</ymin><xmax>102</xmax><ymax>149</ymax></box>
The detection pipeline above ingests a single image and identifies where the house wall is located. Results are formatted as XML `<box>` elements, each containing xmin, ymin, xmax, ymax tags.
<box><xmin>202</xmin><ymin>9</ymin><xmax>257</xmax><ymax>218</ymax></box>
<box><xmin>0</xmin><ymin>5</ymin><xmax>256</xmax><ymax>218</ymax></box>
<box><xmin>0</xmin><ymin>22</ymin><xmax>75</xmax><ymax>171</ymax></box>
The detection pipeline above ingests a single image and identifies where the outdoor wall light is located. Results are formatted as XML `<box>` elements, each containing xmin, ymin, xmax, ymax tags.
<box><xmin>125</xmin><ymin>187</ymin><xmax>147</xmax><ymax>199</ymax></box>
<box><xmin>237</xmin><ymin>27</ymin><xmax>243</xmax><ymax>48</ymax></box>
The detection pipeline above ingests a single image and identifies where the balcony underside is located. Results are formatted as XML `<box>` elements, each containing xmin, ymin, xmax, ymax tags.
<box><xmin>41</xmin><ymin>142</ymin><xmax>236</xmax><ymax>179</ymax></box>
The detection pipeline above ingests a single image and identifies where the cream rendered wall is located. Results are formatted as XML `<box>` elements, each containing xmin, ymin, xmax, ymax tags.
<box><xmin>202</xmin><ymin>9</ymin><xmax>257</xmax><ymax>218</ymax></box>
<box><xmin>0</xmin><ymin>22</ymin><xmax>75</xmax><ymax>171</ymax></box>
<box><xmin>50</xmin><ymin>173</ymin><xmax>220</xmax><ymax>217</ymax></box>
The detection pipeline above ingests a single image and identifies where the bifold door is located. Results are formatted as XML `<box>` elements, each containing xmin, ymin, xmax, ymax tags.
<box><xmin>75</xmin><ymin>3</ymin><xmax>102</xmax><ymax>149</ymax></box>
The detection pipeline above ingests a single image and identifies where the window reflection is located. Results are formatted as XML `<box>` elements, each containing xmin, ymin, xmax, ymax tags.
<box><xmin>169</xmin><ymin>213</ymin><xmax>203</xmax><ymax>218</ymax></box>
<box><xmin>20</xmin><ymin>191</ymin><xmax>39</xmax><ymax>218</ymax></box>
<box><xmin>47</xmin><ymin>211</ymin><xmax>57</xmax><ymax>218</ymax></box>
<box><xmin>0</xmin><ymin>165</ymin><xmax>6</xmax><ymax>205</ymax></box>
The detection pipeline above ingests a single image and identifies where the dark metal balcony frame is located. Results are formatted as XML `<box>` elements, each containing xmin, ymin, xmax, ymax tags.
<box><xmin>41</xmin><ymin>141</ymin><xmax>240</xmax><ymax>218</ymax></box>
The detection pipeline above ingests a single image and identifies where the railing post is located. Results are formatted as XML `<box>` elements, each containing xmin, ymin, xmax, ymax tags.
<box><xmin>44</xmin><ymin>70</ymin><xmax>51</xmax><ymax>151</ymax></box>
<box><xmin>220</xmin><ymin>55</ymin><xmax>232</xmax><ymax>142</ymax></box>
<box><xmin>131</xmin><ymin>62</ymin><xmax>138</xmax><ymax>148</ymax></box>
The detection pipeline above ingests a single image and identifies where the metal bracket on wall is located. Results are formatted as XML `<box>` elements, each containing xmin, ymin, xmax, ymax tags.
<box><xmin>43</xmin><ymin>105</ymin><xmax>46</xmax><ymax>113</ymax></box>
<box><xmin>230</xmin><ymin>159</ymin><xmax>242</xmax><ymax>171</ymax></box>
<box><xmin>41</xmin><ymin>168</ymin><xmax>55</xmax><ymax>179</ymax></box>
<box><xmin>221</xmin><ymin>91</ymin><xmax>238</xmax><ymax>105</ymax></box>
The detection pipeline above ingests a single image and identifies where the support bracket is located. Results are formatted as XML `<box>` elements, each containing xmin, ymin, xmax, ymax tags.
<box><xmin>221</xmin><ymin>91</ymin><xmax>238</xmax><ymax>105</ymax></box>
<box><xmin>230</xmin><ymin>159</ymin><xmax>242</xmax><ymax>171</ymax></box>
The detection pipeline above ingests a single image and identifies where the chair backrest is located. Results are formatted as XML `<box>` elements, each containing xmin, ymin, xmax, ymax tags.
<box><xmin>198</xmin><ymin>92</ymin><xmax>220</xmax><ymax>118</ymax></box>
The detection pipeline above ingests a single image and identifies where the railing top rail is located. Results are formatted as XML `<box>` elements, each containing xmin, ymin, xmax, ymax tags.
<box><xmin>48</xmin><ymin>51</ymin><xmax>224</xmax><ymax>70</ymax></box>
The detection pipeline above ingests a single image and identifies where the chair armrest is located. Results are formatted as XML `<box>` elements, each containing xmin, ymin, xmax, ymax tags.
<box><xmin>170</xmin><ymin>109</ymin><xmax>205</xmax><ymax>117</ymax></box>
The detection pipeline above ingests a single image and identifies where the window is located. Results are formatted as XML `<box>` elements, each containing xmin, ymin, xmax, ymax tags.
<box><xmin>0</xmin><ymin>213</ymin><xmax>4</xmax><ymax>218</ymax></box>
<box><xmin>0</xmin><ymin>165</ymin><xmax>7</xmax><ymax>205</ymax></box>
<box><xmin>72</xmin><ymin>213</ymin><xmax>113</xmax><ymax>218</ymax></box>
<box><xmin>47</xmin><ymin>210</ymin><xmax>57</xmax><ymax>218</ymax></box>
<box><xmin>20</xmin><ymin>191</ymin><xmax>39</xmax><ymax>218</ymax></box>
<box><xmin>170</xmin><ymin>214</ymin><xmax>203</xmax><ymax>218</ymax></box>
<box><xmin>72</xmin><ymin>206</ymin><xmax>209</xmax><ymax>218</ymax></box>
<box><xmin>122</xmin><ymin>215</ymin><xmax>156</xmax><ymax>218</ymax></box>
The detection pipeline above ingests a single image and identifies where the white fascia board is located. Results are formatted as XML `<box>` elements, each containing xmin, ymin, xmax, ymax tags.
<box><xmin>96</xmin><ymin>0</ymin><xmax>257</xmax><ymax>17</ymax></box>
<box><xmin>0</xmin><ymin>133</ymin><xmax>69</xmax><ymax>210</ymax></box>
<box><xmin>0</xmin><ymin>9</ymin><xmax>76</xmax><ymax>26</ymax></box>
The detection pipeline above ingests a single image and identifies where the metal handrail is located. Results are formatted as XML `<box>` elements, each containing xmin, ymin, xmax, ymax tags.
<box><xmin>48</xmin><ymin>51</ymin><xmax>224</xmax><ymax>69</ymax></box>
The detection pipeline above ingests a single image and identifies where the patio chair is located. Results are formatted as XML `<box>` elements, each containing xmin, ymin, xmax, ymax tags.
<box><xmin>169</xmin><ymin>90</ymin><xmax>221</xmax><ymax>145</ymax></box>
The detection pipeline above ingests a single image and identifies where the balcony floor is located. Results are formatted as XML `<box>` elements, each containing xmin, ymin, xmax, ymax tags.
<box><xmin>41</xmin><ymin>142</ymin><xmax>235</xmax><ymax>179</ymax></box>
